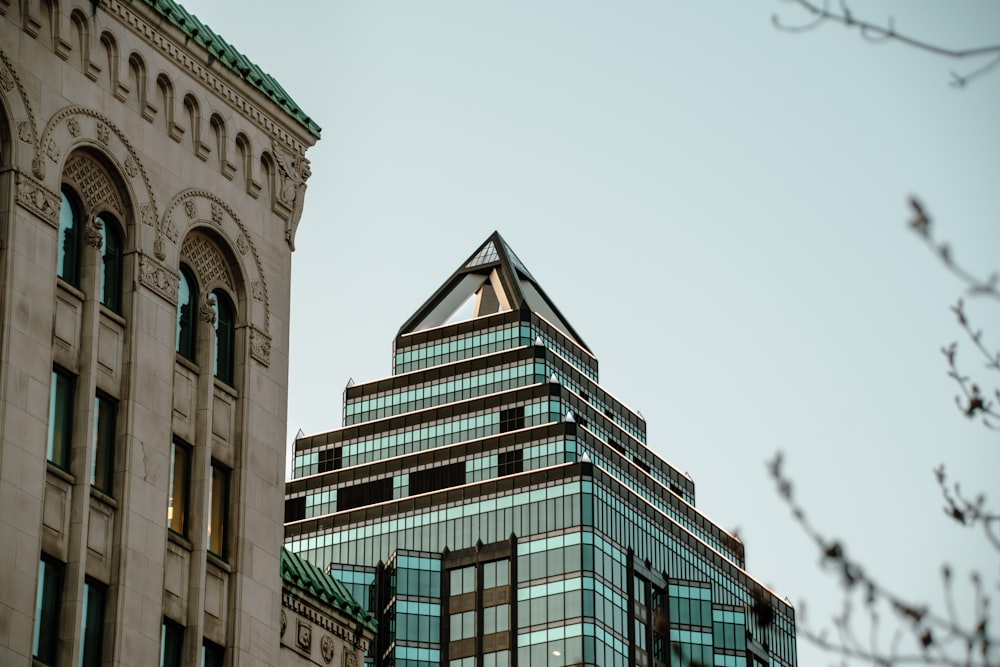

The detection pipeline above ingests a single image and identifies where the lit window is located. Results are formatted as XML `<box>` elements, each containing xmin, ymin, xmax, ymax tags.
<box><xmin>99</xmin><ymin>214</ymin><xmax>123</xmax><ymax>313</ymax></box>
<box><xmin>33</xmin><ymin>557</ymin><xmax>64</xmax><ymax>665</ymax></box>
<box><xmin>168</xmin><ymin>441</ymin><xmax>191</xmax><ymax>536</ymax></box>
<box><xmin>48</xmin><ymin>369</ymin><xmax>75</xmax><ymax>469</ymax></box>
<box><xmin>81</xmin><ymin>580</ymin><xmax>106</xmax><ymax>667</ymax></box>
<box><xmin>208</xmin><ymin>463</ymin><xmax>229</xmax><ymax>558</ymax></box>
<box><xmin>176</xmin><ymin>265</ymin><xmax>197</xmax><ymax>362</ymax></box>
<box><xmin>212</xmin><ymin>290</ymin><xmax>235</xmax><ymax>385</ymax></box>
<box><xmin>161</xmin><ymin>620</ymin><xmax>183</xmax><ymax>667</ymax></box>
<box><xmin>58</xmin><ymin>187</ymin><xmax>82</xmax><ymax>286</ymax></box>
<box><xmin>92</xmin><ymin>395</ymin><xmax>116</xmax><ymax>495</ymax></box>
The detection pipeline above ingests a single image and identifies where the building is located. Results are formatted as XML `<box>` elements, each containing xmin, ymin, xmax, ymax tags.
<box><xmin>284</xmin><ymin>233</ymin><xmax>798</xmax><ymax>667</ymax></box>
<box><xmin>0</xmin><ymin>1</ymin><xmax>371</xmax><ymax>665</ymax></box>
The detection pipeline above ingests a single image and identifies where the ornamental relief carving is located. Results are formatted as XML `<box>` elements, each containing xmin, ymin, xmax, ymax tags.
<box><xmin>250</xmin><ymin>326</ymin><xmax>271</xmax><ymax>367</ymax></box>
<box><xmin>321</xmin><ymin>635</ymin><xmax>335</xmax><ymax>664</ymax></box>
<box><xmin>138</xmin><ymin>253</ymin><xmax>179</xmax><ymax>306</ymax></box>
<box><xmin>85</xmin><ymin>217</ymin><xmax>104</xmax><ymax>249</ymax></box>
<box><xmin>296</xmin><ymin>620</ymin><xmax>311</xmax><ymax>651</ymax></box>
<box><xmin>1</xmin><ymin>49</ymin><xmax>40</xmax><ymax>166</ymax></box>
<box><xmin>180</xmin><ymin>234</ymin><xmax>234</xmax><ymax>291</ymax></box>
<box><xmin>15</xmin><ymin>172</ymin><xmax>59</xmax><ymax>227</ymax></box>
<box><xmin>63</xmin><ymin>153</ymin><xmax>124</xmax><ymax>219</ymax></box>
<box><xmin>270</xmin><ymin>139</ymin><xmax>311</xmax><ymax>251</ymax></box>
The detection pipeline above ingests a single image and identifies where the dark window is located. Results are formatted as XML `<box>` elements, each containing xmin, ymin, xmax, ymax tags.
<box><xmin>608</xmin><ymin>438</ymin><xmax>627</xmax><ymax>456</ymax></box>
<box><xmin>161</xmin><ymin>620</ymin><xmax>183</xmax><ymax>667</ymax></box>
<box><xmin>47</xmin><ymin>369</ymin><xmax>75</xmax><ymax>469</ymax></box>
<box><xmin>92</xmin><ymin>394</ymin><xmax>117</xmax><ymax>494</ymax></box>
<box><xmin>202</xmin><ymin>640</ymin><xmax>224</xmax><ymax>667</ymax></box>
<box><xmin>99</xmin><ymin>214</ymin><xmax>124</xmax><ymax>312</ymax></box>
<box><xmin>284</xmin><ymin>497</ymin><xmax>306</xmax><ymax>522</ymax></box>
<box><xmin>81</xmin><ymin>580</ymin><xmax>106</xmax><ymax>667</ymax></box>
<box><xmin>58</xmin><ymin>187</ymin><xmax>82</xmax><ymax>286</ymax></box>
<box><xmin>633</xmin><ymin>457</ymin><xmax>651</xmax><ymax>474</ymax></box>
<box><xmin>409</xmin><ymin>462</ymin><xmax>465</xmax><ymax>495</ymax></box>
<box><xmin>317</xmin><ymin>447</ymin><xmax>340</xmax><ymax>473</ymax></box>
<box><xmin>498</xmin><ymin>449</ymin><xmax>523</xmax><ymax>476</ymax></box>
<box><xmin>176</xmin><ymin>265</ymin><xmax>197</xmax><ymax>362</ymax></box>
<box><xmin>208</xmin><ymin>463</ymin><xmax>230</xmax><ymax>558</ymax></box>
<box><xmin>338</xmin><ymin>478</ymin><xmax>393</xmax><ymax>511</ymax></box>
<box><xmin>168</xmin><ymin>440</ymin><xmax>191</xmax><ymax>536</ymax></box>
<box><xmin>212</xmin><ymin>289</ymin><xmax>235</xmax><ymax>385</ymax></box>
<box><xmin>33</xmin><ymin>556</ymin><xmax>64</xmax><ymax>665</ymax></box>
<box><xmin>669</xmin><ymin>483</ymin><xmax>683</xmax><ymax>496</ymax></box>
<box><xmin>499</xmin><ymin>406</ymin><xmax>524</xmax><ymax>433</ymax></box>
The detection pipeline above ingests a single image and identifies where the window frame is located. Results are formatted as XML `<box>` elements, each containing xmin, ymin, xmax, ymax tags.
<box><xmin>161</xmin><ymin>619</ymin><xmax>184</xmax><ymax>667</ymax></box>
<box><xmin>212</xmin><ymin>288</ymin><xmax>236</xmax><ymax>386</ymax></box>
<box><xmin>208</xmin><ymin>462</ymin><xmax>230</xmax><ymax>559</ymax></box>
<box><xmin>176</xmin><ymin>264</ymin><xmax>198</xmax><ymax>362</ymax></box>
<box><xmin>58</xmin><ymin>186</ymin><xmax>83</xmax><ymax>287</ymax></box>
<box><xmin>168</xmin><ymin>440</ymin><xmax>191</xmax><ymax>537</ymax></box>
<box><xmin>33</xmin><ymin>555</ymin><xmax>64</xmax><ymax>665</ymax></box>
<box><xmin>92</xmin><ymin>393</ymin><xmax>117</xmax><ymax>495</ymax></box>
<box><xmin>48</xmin><ymin>368</ymin><xmax>75</xmax><ymax>470</ymax></box>
<box><xmin>98</xmin><ymin>212</ymin><xmax>124</xmax><ymax>313</ymax></box>
<box><xmin>81</xmin><ymin>579</ymin><xmax>107</xmax><ymax>667</ymax></box>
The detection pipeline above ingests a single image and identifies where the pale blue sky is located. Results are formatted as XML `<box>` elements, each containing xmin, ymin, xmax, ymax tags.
<box><xmin>194</xmin><ymin>2</ymin><xmax>999</xmax><ymax>664</ymax></box>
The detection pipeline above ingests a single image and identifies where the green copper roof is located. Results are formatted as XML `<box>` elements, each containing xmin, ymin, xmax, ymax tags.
<box><xmin>280</xmin><ymin>549</ymin><xmax>376</xmax><ymax>630</ymax></box>
<box><xmin>141</xmin><ymin>0</ymin><xmax>321</xmax><ymax>139</ymax></box>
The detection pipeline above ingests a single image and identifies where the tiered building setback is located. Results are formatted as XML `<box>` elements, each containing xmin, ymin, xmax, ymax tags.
<box><xmin>285</xmin><ymin>233</ymin><xmax>798</xmax><ymax>667</ymax></box>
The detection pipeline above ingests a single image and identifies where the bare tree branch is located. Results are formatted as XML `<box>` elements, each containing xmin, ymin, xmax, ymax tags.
<box><xmin>772</xmin><ymin>0</ymin><xmax>1000</xmax><ymax>86</ymax></box>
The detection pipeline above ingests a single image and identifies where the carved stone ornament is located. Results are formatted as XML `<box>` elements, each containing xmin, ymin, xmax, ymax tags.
<box><xmin>236</xmin><ymin>233</ymin><xmax>249</xmax><ymax>256</ymax></box>
<box><xmin>199</xmin><ymin>293</ymin><xmax>217</xmax><ymax>325</ymax></box>
<box><xmin>296</xmin><ymin>620</ymin><xmax>311</xmax><ymax>651</ymax></box>
<box><xmin>15</xmin><ymin>172</ymin><xmax>59</xmax><ymax>227</ymax></box>
<box><xmin>344</xmin><ymin>650</ymin><xmax>358</xmax><ymax>667</ymax></box>
<box><xmin>180</xmin><ymin>235</ymin><xmax>234</xmax><ymax>291</ymax></box>
<box><xmin>211</xmin><ymin>202</ymin><xmax>223</xmax><ymax>226</ymax></box>
<box><xmin>0</xmin><ymin>62</ymin><xmax>13</xmax><ymax>92</ymax></box>
<box><xmin>270</xmin><ymin>139</ymin><xmax>311</xmax><ymax>251</ymax></box>
<box><xmin>138</xmin><ymin>253</ymin><xmax>179</xmax><ymax>306</ymax></box>
<box><xmin>280</xmin><ymin>611</ymin><xmax>287</xmax><ymax>638</ymax></box>
<box><xmin>96</xmin><ymin>122</ymin><xmax>110</xmax><ymax>145</ymax></box>
<box><xmin>250</xmin><ymin>326</ymin><xmax>271</xmax><ymax>367</ymax></box>
<box><xmin>321</xmin><ymin>635</ymin><xmax>335</xmax><ymax>664</ymax></box>
<box><xmin>66</xmin><ymin>117</ymin><xmax>80</xmax><ymax>137</ymax></box>
<box><xmin>123</xmin><ymin>156</ymin><xmax>138</xmax><ymax>178</ymax></box>
<box><xmin>63</xmin><ymin>154</ymin><xmax>124</xmax><ymax>219</ymax></box>
<box><xmin>85</xmin><ymin>217</ymin><xmax>104</xmax><ymax>249</ymax></box>
<box><xmin>17</xmin><ymin>121</ymin><xmax>32</xmax><ymax>143</ymax></box>
<box><xmin>184</xmin><ymin>199</ymin><xmax>197</xmax><ymax>219</ymax></box>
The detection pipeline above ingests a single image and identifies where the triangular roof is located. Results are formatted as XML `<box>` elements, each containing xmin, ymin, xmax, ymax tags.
<box><xmin>279</xmin><ymin>548</ymin><xmax>376</xmax><ymax>631</ymax></box>
<box><xmin>398</xmin><ymin>232</ymin><xmax>590</xmax><ymax>352</ymax></box>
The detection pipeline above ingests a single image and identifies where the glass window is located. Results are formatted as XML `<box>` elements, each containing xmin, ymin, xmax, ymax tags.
<box><xmin>212</xmin><ymin>290</ymin><xmax>235</xmax><ymax>385</ymax></box>
<box><xmin>176</xmin><ymin>265</ymin><xmax>197</xmax><ymax>362</ymax></box>
<box><xmin>484</xmin><ymin>604</ymin><xmax>509</xmax><ymax>634</ymax></box>
<box><xmin>80</xmin><ymin>580</ymin><xmax>106</xmax><ymax>667</ymax></box>
<box><xmin>92</xmin><ymin>395</ymin><xmax>116</xmax><ymax>495</ymax></box>
<box><xmin>208</xmin><ymin>463</ymin><xmax>229</xmax><ymax>558</ymax></box>
<box><xmin>168</xmin><ymin>441</ymin><xmax>191</xmax><ymax>536</ymax></box>
<box><xmin>450</xmin><ymin>566</ymin><xmax>475</xmax><ymax>596</ymax></box>
<box><xmin>48</xmin><ymin>369</ymin><xmax>75</xmax><ymax>469</ymax></box>
<box><xmin>58</xmin><ymin>187</ymin><xmax>82</xmax><ymax>286</ymax></box>
<box><xmin>202</xmin><ymin>640</ymin><xmax>224</xmax><ymax>667</ymax></box>
<box><xmin>99</xmin><ymin>214</ymin><xmax>123</xmax><ymax>313</ymax></box>
<box><xmin>34</xmin><ymin>557</ymin><xmax>64</xmax><ymax>665</ymax></box>
<box><xmin>484</xmin><ymin>559</ymin><xmax>509</xmax><ymax>589</ymax></box>
<box><xmin>161</xmin><ymin>620</ymin><xmax>183</xmax><ymax>667</ymax></box>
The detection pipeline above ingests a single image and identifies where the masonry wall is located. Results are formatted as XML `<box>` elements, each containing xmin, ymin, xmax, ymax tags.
<box><xmin>0</xmin><ymin>1</ymin><xmax>316</xmax><ymax>665</ymax></box>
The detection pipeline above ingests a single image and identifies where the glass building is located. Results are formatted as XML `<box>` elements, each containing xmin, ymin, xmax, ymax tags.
<box><xmin>284</xmin><ymin>233</ymin><xmax>797</xmax><ymax>667</ymax></box>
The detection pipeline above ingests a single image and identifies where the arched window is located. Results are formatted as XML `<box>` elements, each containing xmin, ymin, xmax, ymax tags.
<box><xmin>99</xmin><ymin>214</ymin><xmax>123</xmax><ymax>313</ymax></box>
<box><xmin>212</xmin><ymin>289</ymin><xmax>235</xmax><ymax>385</ymax></box>
<box><xmin>176</xmin><ymin>265</ymin><xmax>197</xmax><ymax>361</ymax></box>
<box><xmin>58</xmin><ymin>187</ymin><xmax>82</xmax><ymax>286</ymax></box>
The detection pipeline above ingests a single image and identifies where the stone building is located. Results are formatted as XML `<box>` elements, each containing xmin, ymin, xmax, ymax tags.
<box><xmin>0</xmin><ymin>1</ymin><xmax>371</xmax><ymax>665</ymax></box>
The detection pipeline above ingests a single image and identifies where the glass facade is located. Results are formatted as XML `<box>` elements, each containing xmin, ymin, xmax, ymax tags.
<box><xmin>285</xmin><ymin>233</ymin><xmax>796</xmax><ymax>666</ymax></box>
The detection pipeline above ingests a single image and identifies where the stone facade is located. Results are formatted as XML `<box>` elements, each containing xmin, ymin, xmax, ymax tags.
<box><xmin>0</xmin><ymin>1</ymin><xmax>329</xmax><ymax>665</ymax></box>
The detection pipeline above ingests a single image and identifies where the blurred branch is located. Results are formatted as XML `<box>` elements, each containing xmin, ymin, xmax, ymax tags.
<box><xmin>772</xmin><ymin>0</ymin><xmax>1000</xmax><ymax>86</ymax></box>
<box><xmin>935</xmin><ymin>465</ymin><xmax>1000</xmax><ymax>553</ymax></box>
<box><xmin>767</xmin><ymin>452</ymin><xmax>997</xmax><ymax>666</ymax></box>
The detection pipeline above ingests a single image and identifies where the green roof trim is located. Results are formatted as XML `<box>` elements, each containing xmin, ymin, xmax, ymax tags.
<box><xmin>141</xmin><ymin>0</ymin><xmax>321</xmax><ymax>139</ymax></box>
<box><xmin>280</xmin><ymin>549</ymin><xmax>376</xmax><ymax>631</ymax></box>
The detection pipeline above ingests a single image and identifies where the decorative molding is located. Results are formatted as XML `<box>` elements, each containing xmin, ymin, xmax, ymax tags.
<box><xmin>280</xmin><ymin>611</ymin><xmax>287</xmax><ymax>638</ymax></box>
<box><xmin>17</xmin><ymin>121</ymin><xmax>32</xmax><ymax>143</ymax></box>
<box><xmin>63</xmin><ymin>153</ymin><xmax>124</xmax><ymax>219</ymax></box>
<box><xmin>0</xmin><ymin>49</ymin><xmax>40</xmax><ymax>160</ymax></box>
<box><xmin>138</xmin><ymin>253</ymin><xmax>179</xmax><ymax>306</ymax></box>
<box><xmin>107</xmin><ymin>0</ymin><xmax>310</xmax><ymax>155</ymax></box>
<box><xmin>281</xmin><ymin>592</ymin><xmax>363</xmax><ymax>645</ymax></box>
<box><xmin>15</xmin><ymin>172</ymin><xmax>59</xmax><ymax>227</ymax></box>
<box><xmin>199</xmin><ymin>293</ymin><xmax>217</xmax><ymax>324</ymax></box>
<box><xmin>250</xmin><ymin>326</ymin><xmax>271</xmax><ymax>367</ymax></box>
<box><xmin>66</xmin><ymin>117</ymin><xmax>81</xmax><ymax>137</ymax></box>
<box><xmin>295</xmin><ymin>620</ymin><xmax>311</xmax><ymax>651</ymax></box>
<box><xmin>96</xmin><ymin>122</ymin><xmax>110</xmax><ymax>145</ymax></box>
<box><xmin>210</xmin><ymin>203</ymin><xmax>223</xmax><ymax>226</ymax></box>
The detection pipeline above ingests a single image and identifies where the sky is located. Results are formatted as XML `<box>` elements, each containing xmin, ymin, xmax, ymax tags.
<box><xmin>192</xmin><ymin>2</ymin><xmax>1000</xmax><ymax>664</ymax></box>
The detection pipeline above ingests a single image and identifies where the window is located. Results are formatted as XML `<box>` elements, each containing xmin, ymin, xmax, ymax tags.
<box><xmin>212</xmin><ymin>289</ymin><xmax>235</xmax><ymax>385</ymax></box>
<box><xmin>499</xmin><ymin>406</ymin><xmax>524</xmax><ymax>433</ymax></box>
<box><xmin>99</xmin><ymin>214</ymin><xmax>123</xmax><ymax>313</ymax></box>
<box><xmin>449</xmin><ymin>610</ymin><xmax>475</xmax><ymax>640</ymax></box>
<box><xmin>48</xmin><ymin>369</ymin><xmax>75</xmax><ymax>469</ymax></box>
<box><xmin>92</xmin><ymin>395</ymin><xmax>116</xmax><ymax>495</ymax></box>
<box><xmin>80</xmin><ymin>580</ymin><xmax>106</xmax><ymax>667</ymax></box>
<box><xmin>202</xmin><ymin>640</ymin><xmax>224</xmax><ymax>667</ymax></box>
<box><xmin>161</xmin><ymin>620</ymin><xmax>183</xmax><ymax>667</ymax></box>
<box><xmin>176</xmin><ymin>265</ymin><xmax>197</xmax><ymax>362</ymax></box>
<box><xmin>483</xmin><ymin>559</ymin><xmax>509</xmax><ymax>589</ymax></box>
<box><xmin>58</xmin><ymin>187</ymin><xmax>82</xmax><ymax>286</ymax></box>
<box><xmin>208</xmin><ymin>463</ymin><xmax>229</xmax><ymax>558</ymax></box>
<box><xmin>449</xmin><ymin>566</ymin><xmax>476</xmax><ymax>596</ymax></box>
<box><xmin>483</xmin><ymin>604</ymin><xmax>509</xmax><ymax>634</ymax></box>
<box><xmin>33</xmin><ymin>556</ymin><xmax>64</xmax><ymax>665</ymax></box>
<box><xmin>168</xmin><ymin>441</ymin><xmax>191</xmax><ymax>536</ymax></box>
